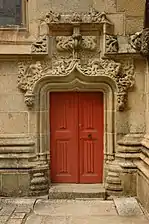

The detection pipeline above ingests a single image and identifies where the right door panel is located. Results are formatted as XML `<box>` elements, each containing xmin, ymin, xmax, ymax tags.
<box><xmin>79</xmin><ymin>92</ymin><xmax>104</xmax><ymax>183</ymax></box>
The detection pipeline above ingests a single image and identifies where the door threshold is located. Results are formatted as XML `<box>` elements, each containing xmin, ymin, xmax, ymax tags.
<box><xmin>49</xmin><ymin>183</ymin><xmax>107</xmax><ymax>200</ymax></box>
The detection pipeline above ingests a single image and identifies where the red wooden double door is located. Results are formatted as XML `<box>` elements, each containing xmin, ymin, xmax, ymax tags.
<box><xmin>50</xmin><ymin>92</ymin><xmax>104</xmax><ymax>183</ymax></box>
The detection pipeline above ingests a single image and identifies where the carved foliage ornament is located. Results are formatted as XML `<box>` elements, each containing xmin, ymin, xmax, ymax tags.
<box><xmin>56</xmin><ymin>36</ymin><xmax>97</xmax><ymax>52</ymax></box>
<box><xmin>31</xmin><ymin>35</ymin><xmax>48</xmax><ymax>54</ymax></box>
<box><xmin>45</xmin><ymin>9</ymin><xmax>111</xmax><ymax>25</ymax></box>
<box><xmin>105</xmin><ymin>35</ymin><xmax>119</xmax><ymax>53</ymax></box>
<box><xmin>18</xmin><ymin>58</ymin><xmax>134</xmax><ymax>111</ymax></box>
<box><xmin>129</xmin><ymin>28</ymin><xmax>149</xmax><ymax>55</ymax></box>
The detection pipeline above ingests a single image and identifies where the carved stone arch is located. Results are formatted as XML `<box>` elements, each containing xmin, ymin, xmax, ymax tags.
<box><xmin>31</xmin><ymin>71</ymin><xmax>116</xmax><ymax>185</ymax></box>
<box><xmin>18</xmin><ymin>58</ymin><xmax>134</xmax><ymax>111</ymax></box>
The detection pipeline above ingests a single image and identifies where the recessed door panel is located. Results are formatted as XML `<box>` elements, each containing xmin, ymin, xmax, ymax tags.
<box><xmin>79</xmin><ymin>93</ymin><xmax>103</xmax><ymax>183</ymax></box>
<box><xmin>50</xmin><ymin>92</ymin><xmax>78</xmax><ymax>183</ymax></box>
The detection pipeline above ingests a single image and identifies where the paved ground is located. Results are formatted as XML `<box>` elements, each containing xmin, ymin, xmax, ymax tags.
<box><xmin>0</xmin><ymin>197</ymin><xmax>149</xmax><ymax>224</ymax></box>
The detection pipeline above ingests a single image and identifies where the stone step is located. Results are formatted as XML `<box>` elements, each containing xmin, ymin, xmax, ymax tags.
<box><xmin>48</xmin><ymin>184</ymin><xmax>107</xmax><ymax>200</ymax></box>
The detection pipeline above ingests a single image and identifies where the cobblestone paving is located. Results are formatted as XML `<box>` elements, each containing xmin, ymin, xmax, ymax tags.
<box><xmin>0</xmin><ymin>197</ymin><xmax>148</xmax><ymax>224</ymax></box>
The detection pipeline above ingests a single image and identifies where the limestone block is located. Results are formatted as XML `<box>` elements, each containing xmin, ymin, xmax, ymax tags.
<box><xmin>1</xmin><ymin>172</ymin><xmax>30</xmax><ymax>197</ymax></box>
<box><xmin>0</xmin><ymin>112</ymin><xmax>28</xmax><ymax>134</ymax></box>
<box><xmin>114</xmin><ymin>197</ymin><xmax>143</xmax><ymax>216</ymax></box>
<box><xmin>108</xmin><ymin>13</ymin><xmax>125</xmax><ymax>35</ymax></box>
<box><xmin>133</xmin><ymin>59</ymin><xmax>146</xmax><ymax>93</ymax></box>
<box><xmin>93</xmin><ymin>0</ymin><xmax>116</xmax><ymax>13</ymax></box>
<box><xmin>120</xmin><ymin>172</ymin><xmax>137</xmax><ymax>196</ymax></box>
<box><xmin>128</xmin><ymin>92</ymin><xmax>145</xmax><ymax>112</ymax></box>
<box><xmin>1</xmin><ymin>173</ymin><xmax>18</xmax><ymax>196</ymax></box>
<box><xmin>126</xmin><ymin>16</ymin><xmax>143</xmax><ymax>35</ymax></box>
<box><xmin>0</xmin><ymin>61</ymin><xmax>17</xmax><ymax>74</ymax></box>
<box><xmin>36</xmin><ymin>0</ymin><xmax>52</xmax><ymax>19</ymax></box>
<box><xmin>18</xmin><ymin>173</ymin><xmax>30</xmax><ymax>196</ymax></box>
<box><xmin>116</xmin><ymin>111</ymin><xmax>129</xmax><ymax>135</ymax></box>
<box><xmin>137</xmin><ymin>172</ymin><xmax>149</xmax><ymax>213</ymax></box>
<box><xmin>51</xmin><ymin>0</ymin><xmax>92</xmax><ymax>13</ymax></box>
<box><xmin>0</xmin><ymin>94</ymin><xmax>27</xmax><ymax>112</ymax></box>
<box><xmin>128</xmin><ymin>111</ymin><xmax>145</xmax><ymax>133</ymax></box>
<box><xmin>0</xmin><ymin>74</ymin><xmax>18</xmax><ymax>94</ymax></box>
<box><xmin>116</xmin><ymin>0</ymin><xmax>145</xmax><ymax>17</ymax></box>
<box><xmin>28</xmin><ymin>111</ymin><xmax>38</xmax><ymax>135</ymax></box>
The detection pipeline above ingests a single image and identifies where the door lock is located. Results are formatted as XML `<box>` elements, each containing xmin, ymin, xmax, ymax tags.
<box><xmin>88</xmin><ymin>134</ymin><xmax>92</xmax><ymax>139</ymax></box>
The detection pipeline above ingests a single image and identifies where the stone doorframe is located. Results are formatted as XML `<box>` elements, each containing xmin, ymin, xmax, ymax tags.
<box><xmin>33</xmin><ymin>72</ymin><xmax>116</xmax><ymax>183</ymax></box>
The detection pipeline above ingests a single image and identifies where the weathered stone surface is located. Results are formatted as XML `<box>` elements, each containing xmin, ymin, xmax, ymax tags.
<box><xmin>49</xmin><ymin>184</ymin><xmax>106</xmax><ymax>199</ymax></box>
<box><xmin>0</xmin><ymin>216</ymin><xmax>9</xmax><ymax>223</ymax></box>
<box><xmin>11</xmin><ymin>212</ymin><xmax>26</xmax><ymax>219</ymax></box>
<box><xmin>0</xmin><ymin>0</ymin><xmax>149</xmax><ymax>210</ymax></box>
<box><xmin>117</xmin><ymin>0</ymin><xmax>144</xmax><ymax>17</ymax></box>
<box><xmin>7</xmin><ymin>219</ymin><xmax>24</xmax><ymax>224</ymax></box>
<box><xmin>34</xmin><ymin>199</ymin><xmax>117</xmax><ymax>216</ymax></box>
<box><xmin>0</xmin><ymin>112</ymin><xmax>28</xmax><ymax>134</ymax></box>
<box><xmin>126</xmin><ymin>17</ymin><xmax>143</xmax><ymax>34</ymax></box>
<box><xmin>0</xmin><ymin>205</ymin><xmax>15</xmax><ymax>216</ymax></box>
<box><xmin>114</xmin><ymin>197</ymin><xmax>144</xmax><ymax>216</ymax></box>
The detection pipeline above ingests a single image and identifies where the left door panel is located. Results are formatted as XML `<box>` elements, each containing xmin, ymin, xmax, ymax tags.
<box><xmin>50</xmin><ymin>92</ymin><xmax>78</xmax><ymax>183</ymax></box>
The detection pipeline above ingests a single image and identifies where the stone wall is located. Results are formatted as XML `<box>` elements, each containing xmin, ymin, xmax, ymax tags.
<box><xmin>0</xmin><ymin>0</ymin><xmax>149</xmax><ymax>203</ymax></box>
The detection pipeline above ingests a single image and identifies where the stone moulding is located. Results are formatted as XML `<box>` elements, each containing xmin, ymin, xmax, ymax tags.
<box><xmin>45</xmin><ymin>9</ymin><xmax>112</xmax><ymax>26</ymax></box>
<box><xmin>18</xmin><ymin>58</ymin><xmax>134</xmax><ymax>111</ymax></box>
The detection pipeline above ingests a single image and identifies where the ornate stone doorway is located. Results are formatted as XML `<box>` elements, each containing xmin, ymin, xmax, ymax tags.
<box><xmin>50</xmin><ymin>91</ymin><xmax>104</xmax><ymax>183</ymax></box>
<box><xmin>35</xmin><ymin>71</ymin><xmax>116</xmax><ymax>186</ymax></box>
<box><xmin>17</xmin><ymin>9</ymin><xmax>135</xmax><ymax>196</ymax></box>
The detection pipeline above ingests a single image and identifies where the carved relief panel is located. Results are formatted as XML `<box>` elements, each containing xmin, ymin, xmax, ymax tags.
<box><xmin>18</xmin><ymin>9</ymin><xmax>135</xmax><ymax>111</ymax></box>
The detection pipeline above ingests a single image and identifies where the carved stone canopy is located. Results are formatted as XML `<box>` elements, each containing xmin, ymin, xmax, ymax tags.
<box><xmin>31</xmin><ymin>9</ymin><xmax>115</xmax><ymax>55</ymax></box>
<box><xmin>18</xmin><ymin>58</ymin><xmax>134</xmax><ymax>111</ymax></box>
<box><xmin>21</xmin><ymin>9</ymin><xmax>134</xmax><ymax>110</ymax></box>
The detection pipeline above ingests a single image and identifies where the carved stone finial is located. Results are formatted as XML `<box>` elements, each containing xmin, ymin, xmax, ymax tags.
<box><xmin>71</xmin><ymin>12</ymin><xmax>82</xmax><ymax>23</ymax></box>
<box><xmin>45</xmin><ymin>10</ymin><xmax>61</xmax><ymax>24</ymax></box>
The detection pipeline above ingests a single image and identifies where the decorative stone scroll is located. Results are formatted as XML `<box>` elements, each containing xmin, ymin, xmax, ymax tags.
<box><xmin>56</xmin><ymin>36</ymin><xmax>96</xmax><ymax>52</ymax></box>
<box><xmin>31</xmin><ymin>35</ymin><xmax>48</xmax><ymax>54</ymax></box>
<box><xmin>18</xmin><ymin>58</ymin><xmax>134</xmax><ymax>111</ymax></box>
<box><xmin>105</xmin><ymin>35</ymin><xmax>119</xmax><ymax>53</ymax></box>
<box><xmin>45</xmin><ymin>8</ymin><xmax>112</xmax><ymax>25</ymax></box>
